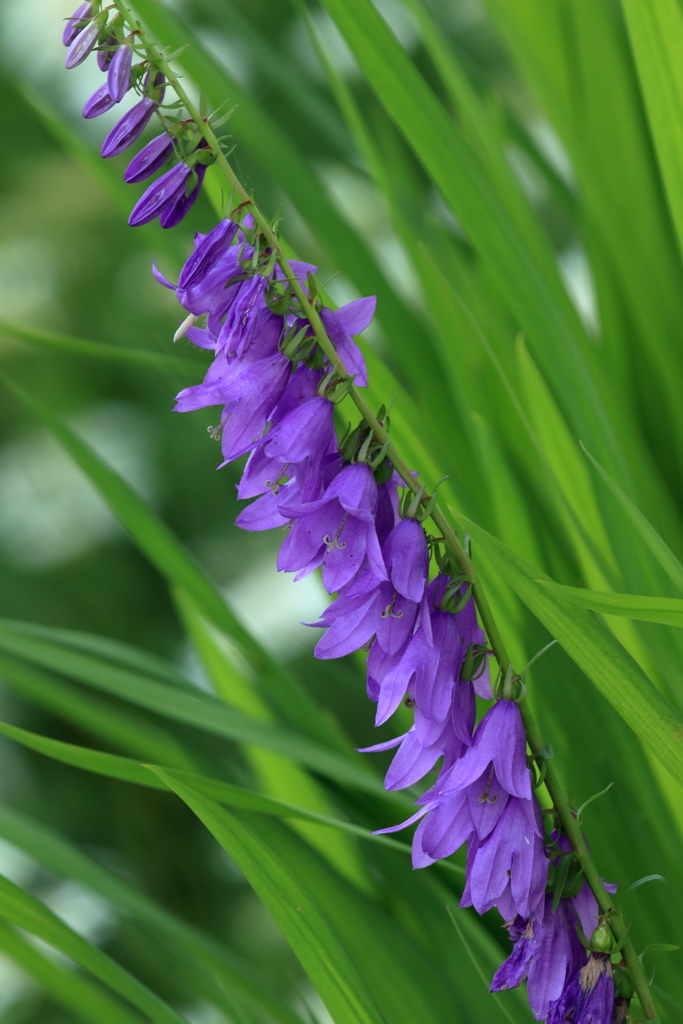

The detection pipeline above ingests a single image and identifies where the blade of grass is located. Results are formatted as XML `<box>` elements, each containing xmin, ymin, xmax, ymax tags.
<box><xmin>450</xmin><ymin>509</ymin><xmax>683</xmax><ymax>787</ymax></box>
<box><xmin>0</xmin><ymin>319</ymin><xmax>204</xmax><ymax>378</ymax></box>
<box><xmin>0</xmin><ymin>917</ymin><xmax>145</xmax><ymax>1024</ymax></box>
<box><xmin>174</xmin><ymin>588</ymin><xmax>371</xmax><ymax>889</ymax></box>
<box><xmin>0</xmin><ymin>874</ymin><xmax>188</xmax><ymax>1024</ymax></box>
<box><xmin>538</xmin><ymin>585</ymin><xmax>683</xmax><ymax>627</ymax></box>
<box><xmin>0</xmin><ymin>804</ymin><xmax>306</xmax><ymax>1024</ymax></box>
<box><xmin>148</xmin><ymin>770</ymin><xmax>385</xmax><ymax>1024</ymax></box>
<box><xmin>0</xmin><ymin>623</ymin><xmax>390</xmax><ymax>798</ymax></box>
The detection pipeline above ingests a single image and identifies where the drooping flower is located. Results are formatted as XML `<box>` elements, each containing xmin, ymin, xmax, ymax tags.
<box><xmin>490</xmin><ymin>896</ymin><xmax>586</xmax><ymax>1021</ymax></box>
<box><xmin>62</xmin><ymin>2</ymin><xmax>93</xmax><ymax>47</ymax></box>
<box><xmin>383</xmin><ymin>517</ymin><xmax>429</xmax><ymax>602</ymax></box>
<box><xmin>440</xmin><ymin>698</ymin><xmax>532</xmax><ymax>800</ymax></box>
<box><xmin>278</xmin><ymin>462</ymin><xmax>387</xmax><ymax>593</ymax></box>
<box><xmin>320</xmin><ymin>297</ymin><xmax>375</xmax><ymax>387</ymax></box>
<box><xmin>107</xmin><ymin>39</ymin><xmax>133</xmax><ymax>102</ymax></box>
<box><xmin>547</xmin><ymin>954</ymin><xmax>614</xmax><ymax>1024</ymax></box>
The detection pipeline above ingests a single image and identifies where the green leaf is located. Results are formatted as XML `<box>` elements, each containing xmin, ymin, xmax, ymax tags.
<box><xmin>147</xmin><ymin>769</ymin><xmax>385</xmax><ymax>1024</ymax></box>
<box><xmin>0</xmin><ymin>623</ymin><xmax>390</xmax><ymax>799</ymax></box>
<box><xmin>0</xmin><ymin>803</ymin><xmax>305</xmax><ymax>1024</ymax></box>
<box><xmin>0</xmin><ymin>651</ymin><xmax>197</xmax><ymax>769</ymax></box>
<box><xmin>0</xmin><ymin>917</ymin><xmax>145</xmax><ymax>1024</ymax></box>
<box><xmin>583</xmin><ymin>446</ymin><xmax>683</xmax><ymax>595</ymax></box>
<box><xmin>0</xmin><ymin>318</ymin><xmax>203</xmax><ymax>378</ymax></box>
<box><xmin>0</xmin><ymin>874</ymin><xmax>187</xmax><ymax>1024</ymax></box>
<box><xmin>449</xmin><ymin>510</ymin><xmax>683</xmax><ymax>787</ymax></box>
<box><xmin>621</xmin><ymin>0</ymin><xmax>683</xmax><ymax>261</ymax></box>
<box><xmin>174</xmin><ymin>588</ymin><xmax>372</xmax><ymax>889</ymax></box>
<box><xmin>0</xmin><ymin>720</ymin><xmax>425</xmax><ymax>865</ymax></box>
<box><xmin>539</xmin><ymin>584</ymin><xmax>683</xmax><ymax>627</ymax></box>
<box><xmin>639</xmin><ymin>943</ymin><xmax>680</xmax><ymax>959</ymax></box>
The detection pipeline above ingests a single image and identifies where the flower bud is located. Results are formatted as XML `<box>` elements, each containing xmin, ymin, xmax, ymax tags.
<box><xmin>64</xmin><ymin>17</ymin><xmax>100</xmax><ymax>69</ymax></box>
<box><xmin>589</xmin><ymin>921</ymin><xmax>615</xmax><ymax>953</ymax></box>
<box><xmin>62</xmin><ymin>2</ymin><xmax>93</xmax><ymax>47</ymax></box>
<box><xmin>82</xmin><ymin>82</ymin><xmax>115</xmax><ymax>119</ymax></box>
<box><xmin>107</xmin><ymin>38</ymin><xmax>133</xmax><ymax>103</ymax></box>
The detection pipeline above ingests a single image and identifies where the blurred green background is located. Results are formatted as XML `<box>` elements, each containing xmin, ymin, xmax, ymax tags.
<box><xmin>0</xmin><ymin>0</ymin><xmax>682</xmax><ymax>1021</ymax></box>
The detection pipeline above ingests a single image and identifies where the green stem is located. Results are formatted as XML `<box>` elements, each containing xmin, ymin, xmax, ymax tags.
<box><xmin>113</xmin><ymin>6</ymin><xmax>658</xmax><ymax>1016</ymax></box>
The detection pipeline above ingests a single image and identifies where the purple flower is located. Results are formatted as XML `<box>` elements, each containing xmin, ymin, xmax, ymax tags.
<box><xmin>459</xmin><ymin>796</ymin><xmax>547</xmax><ymax>919</ymax></box>
<box><xmin>217</xmin><ymin>276</ymin><xmax>269</xmax><ymax>356</ymax></box>
<box><xmin>491</xmin><ymin>897</ymin><xmax>585</xmax><ymax>1021</ymax></box>
<box><xmin>82</xmin><ymin>82</ymin><xmax>116</xmax><ymax>119</ymax></box>
<box><xmin>278</xmin><ymin>462</ymin><xmax>386</xmax><ymax>593</ymax></box>
<box><xmin>62</xmin><ymin>3</ymin><xmax>93</xmax><ymax>47</ymax></box>
<box><xmin>107</xmin><ymin>39</ymin><xmax>133</xmax><ymax>103</ymax></box>
<box><xmin>455</xmin><ymin>589</ymin><xmax>492</xmax><ymax>699</ymax></box>
<box><xmin>124</xmin><ymin>133</ymin><xmax>176</xmax><ymax>183</ymax></box>
<box><xmin>320</xmin><ymin>296</ymin><xmax>375</xmax><ymax>387</ymax></box>
<box><xmin>547</xmin><ymin>955</ymin><xmax>614</xmax><ymax>1024</ymax></box>
<box><xmin>176</xmin><ymin>219</ymin><xmax>239</xmax><ymax>293</ymax></box>
<box><xmin>312</xmin><ymin>581</ymin><xmax>419</xmax><ymax>661</ymax></box>
<box><xmin>383</xmin><ymin>517</ymin><xmax>429</xmax><ymax>602</ymax></box>
<box><xmin>160</xmin><ymin>163</ymin><xmax>207</xmax><ymax>228</ymax></box>
<box><xmin>128</xmin><ymin>162</ymin><xmax>191</xmax><ymax>227</ymax></box>
<box><xmin>65</xmin><ymin>17</ymin><xmax>99</xmax><ymax>69</ymax></box>
<box><xmin>262</xmin><ymin>397</ymin><xmax>335</xmax><ymax>467</ymax></box>
<box><xmin>440</xmin><ymin>698</ymin><xmax>532</xmax><ymax>800</ymax></box>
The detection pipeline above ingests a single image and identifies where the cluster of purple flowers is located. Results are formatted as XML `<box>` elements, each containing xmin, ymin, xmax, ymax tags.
<box><xmin>155</xmin><ymin>215</ymin><xmax>620</xmax><ymax>1022</ymax></box>
<box><xmin>63</xmin><ymin>3</ymin><xmax>212</xmax><ymax>228</ymax></box>
<box><xmin>59</xmin><ymin>11</ymin><xmax>628</xmax><ymax>1020</ymax></box>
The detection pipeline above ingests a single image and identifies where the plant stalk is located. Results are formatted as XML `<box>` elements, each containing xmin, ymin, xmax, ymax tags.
<box><xmin>114</xmin><ymin>7</ymin><xmax>658</xmax><ymax>1016</ymax></box>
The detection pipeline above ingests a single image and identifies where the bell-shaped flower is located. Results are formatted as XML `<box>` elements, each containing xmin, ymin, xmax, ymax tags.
<box><xmin>176</xmin><ymin>219</ymin><xmax>239</xmax><ymax>293</ymax></box>
<box><xmin>65</xmin><ymin>17</ymin><xmax>99</xmax><ymax>68</ymax></box>
<box><xmin>383</xmin><ymin>517</ymin><xmax>429</xmax><ymax>602</ymax></box>
<box><xmin>160</xmin><ymin>163</ymin><xmax>207</xmax><ymax>228</ymax></box>
<box><xmin>63</xmin><ymin>3</ymin><xmax>93</xmax><ymax>46</ymax></box>
<box><xmin>460</xmin><ymin>796</ymin><xmax>547</xmax><ymax>919</ymax></box>
<box><xmin>320</xmin><ymin>296</ymin><xmax>375</xmax><ymax>387</ymax></box>
<box><xmin>107</xmin><ymin>39</ymin><xmax>132</xmax><ymax>102</ymax></box>
<box><xmin>217</xmin><ymin>276</ymin><xmax>268</xmax><ymax>356</ymax></box>
<box><xmin>441</xmin><ymin>698</ymin><xmax>532</xmax><ymax>800</ymax></box>
<box><xmin>277</xmin><ymin>462</ymin><xmax>386</xmax><ymax>594</ymax></box>
<box><xmin>490</xmin><ymin>897</ymin><xmax>585</xmax><ymax>1021</ymax></box>
<box><xmin>82</xmin><ymin>82</ymin><xmax>116</xmax><ymax>119</ymax></box>
<box><xmin>128</xmin><ymin>162</ymin><xmax>191</xmax><ymax>227</ymax></box>
<box><xmin>547</xmin><ymin>955</ymin><xmax>614</xmax><ymax>1024</ymax></box>
<box><xmin>262</xmin><ymin>396</ymin><xmax>335</xmax><ymax>467</ymax></box>
<box><xmin>124</xmin><ymin>133</ymin><xmax>176</xmax><ymax>183</ymax></box>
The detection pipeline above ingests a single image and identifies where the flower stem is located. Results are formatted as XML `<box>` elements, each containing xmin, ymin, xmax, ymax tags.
<box><xmin>113</xmin><ymin>6</ymin><xmax>658</xmax><ymax>1016</ymax></box>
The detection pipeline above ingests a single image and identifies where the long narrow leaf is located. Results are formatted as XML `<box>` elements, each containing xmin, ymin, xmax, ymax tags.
<box><xmin>0</xmin><ymin>804</ymin><xmax>305</xmax><ymax>1024</ymax></box>
<box><xmin>540</xmin><ymin>584</ymin><xmax>683</xmax><ymax>627</ymax></box>
<box><xmin>149</xmin><ymin>770</ymin><xmax>385</xmax><ymax>1024</ymax></box>
<box><xmin>0</xmin><ymin>874</ymin><xmax>187</xmax><ymax>1024</ymax></box>
<box><xmin>450</xmin><ymin>510</ymin><xmax>683</xmax><ymax>787</ymax></box>
<box><xmin>0</xmin><ymin>917</ymin><xmax>144</xmax><ymax>1024</ymax></box>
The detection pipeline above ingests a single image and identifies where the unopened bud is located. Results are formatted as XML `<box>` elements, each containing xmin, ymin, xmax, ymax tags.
<box><xmin>589</xmin><ymin>921</ymin><xmax>614</xmax><ymax>954</ymax></box>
